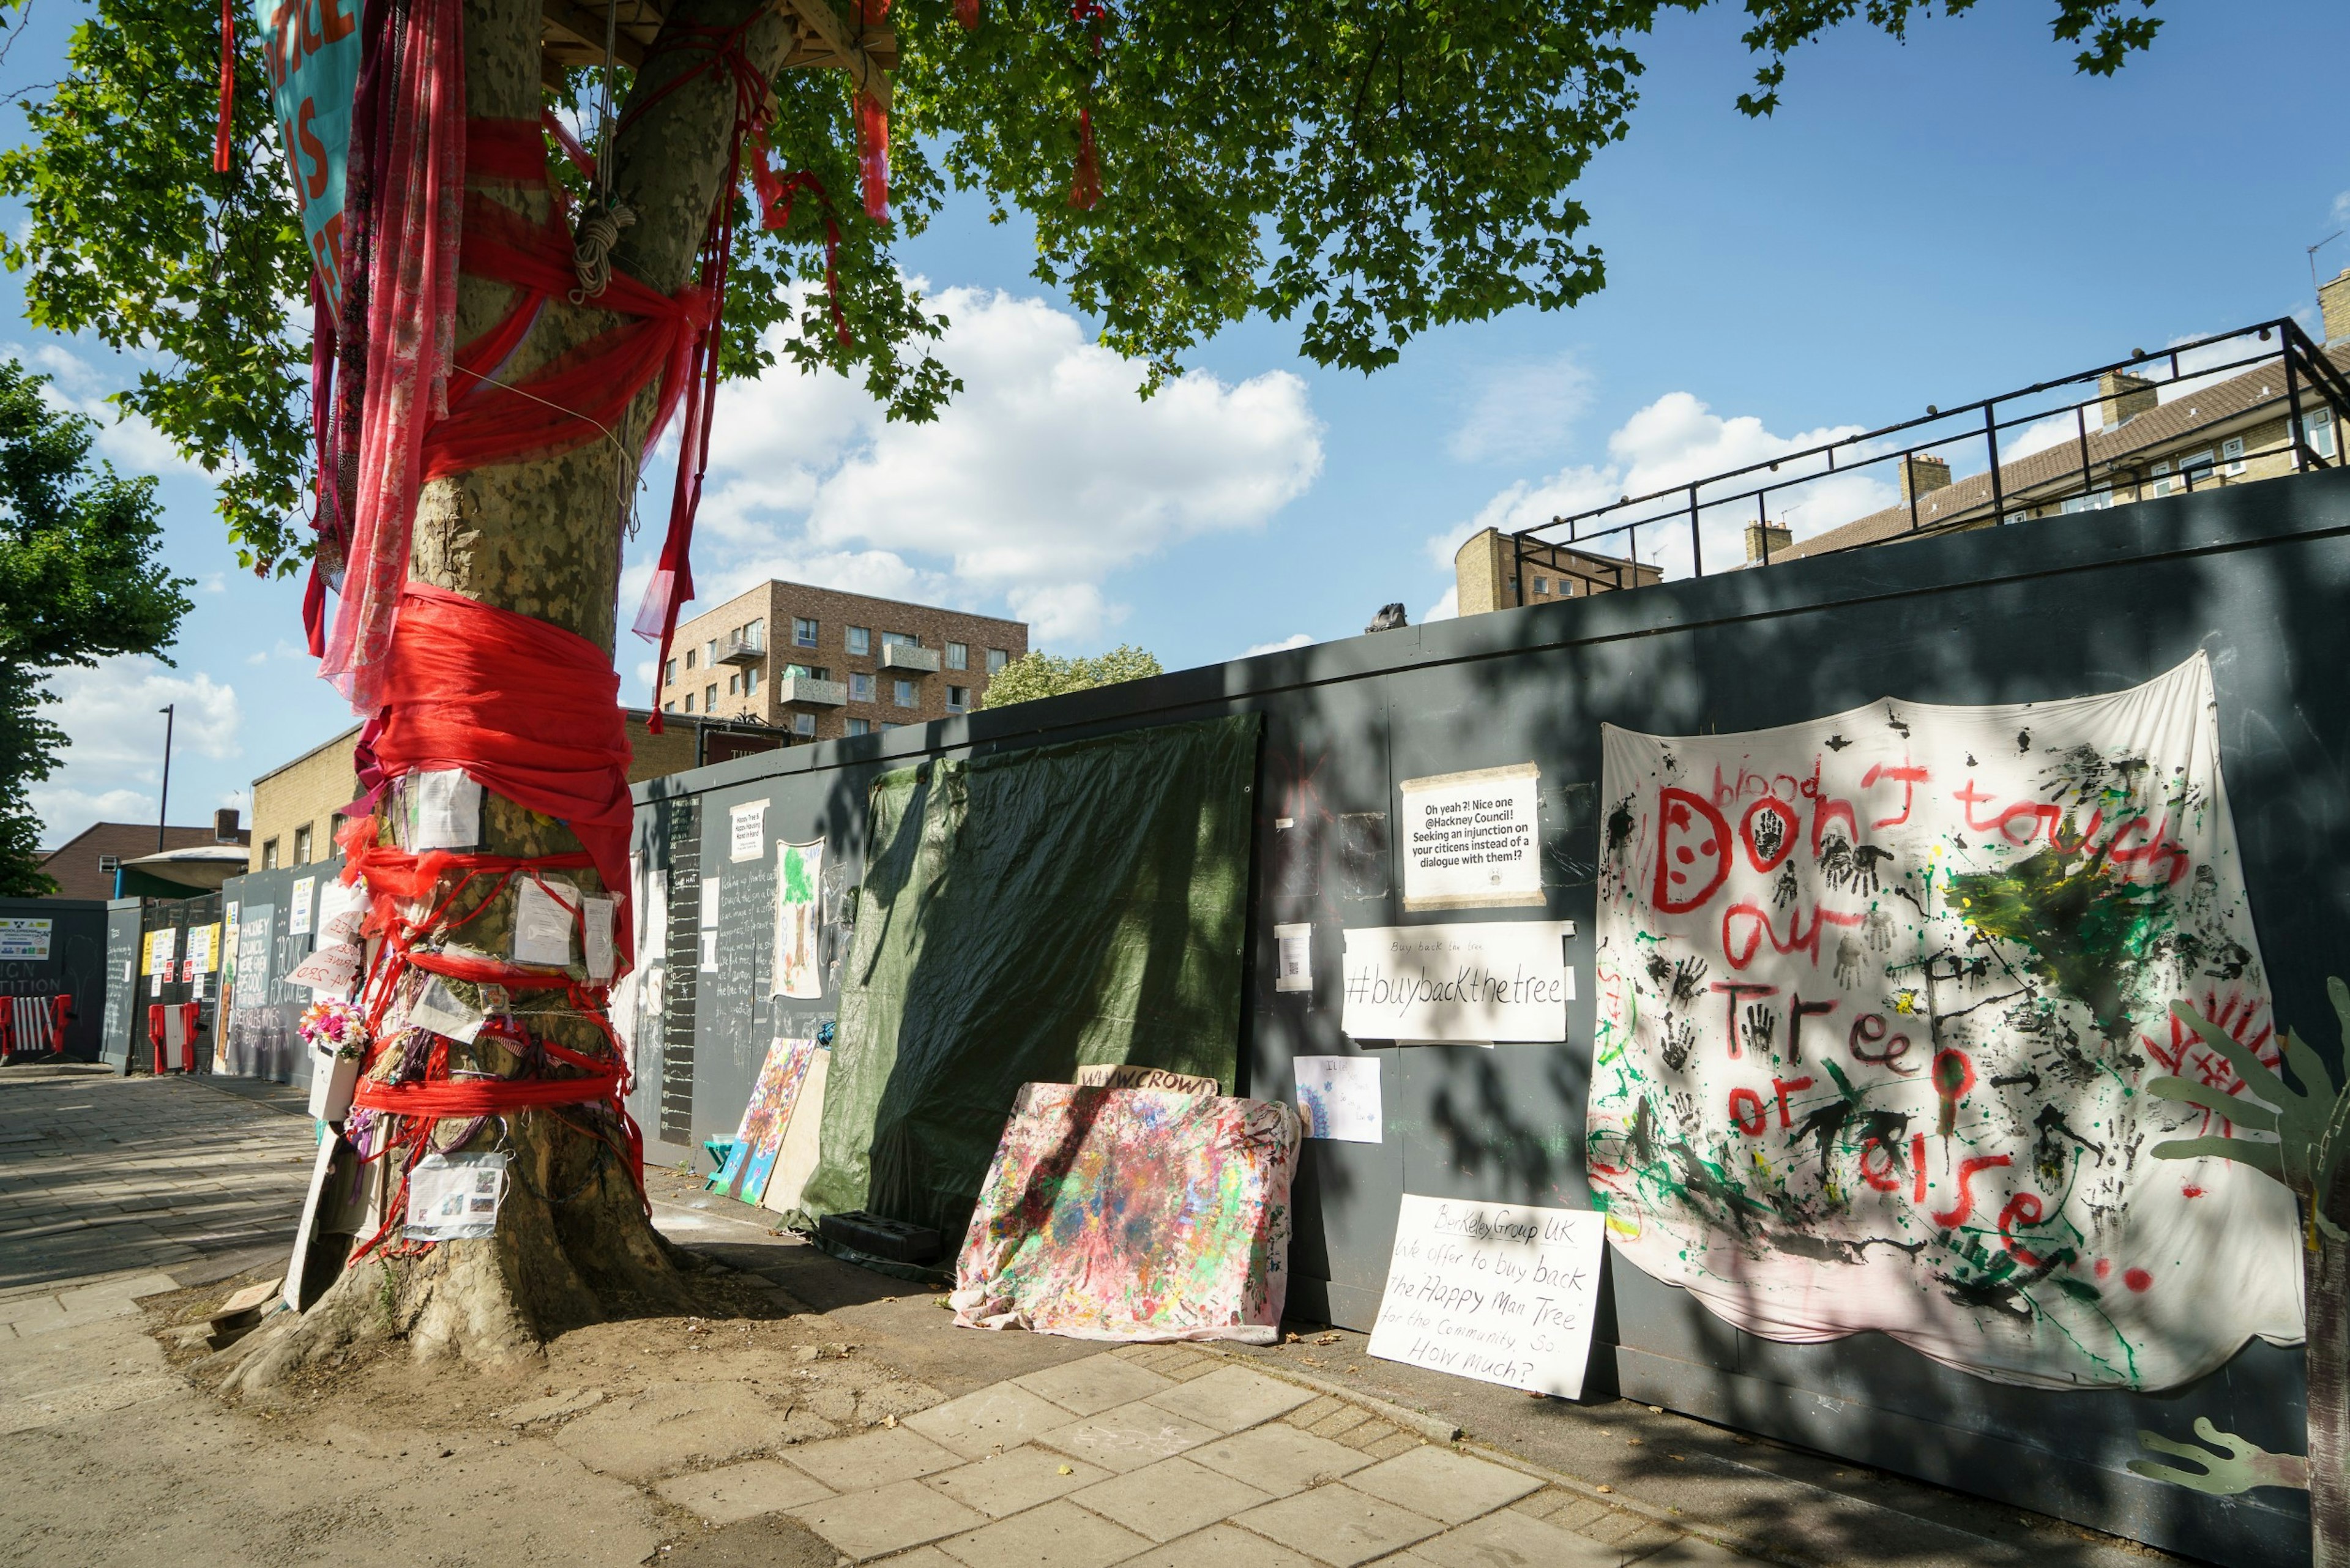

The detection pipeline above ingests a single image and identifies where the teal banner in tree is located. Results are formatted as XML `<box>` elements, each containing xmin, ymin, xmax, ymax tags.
<box><xmin>257</xmin><ymin>0</ymin><xmax>359</xmax><ymax>312</ymax></box>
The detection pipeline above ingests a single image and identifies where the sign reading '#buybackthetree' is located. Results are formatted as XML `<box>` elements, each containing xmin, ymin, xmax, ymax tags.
<box><xmin>1586</xmin><ymin>655</ymin><xmax>2301</xmax><ymax>1391</ymax></box>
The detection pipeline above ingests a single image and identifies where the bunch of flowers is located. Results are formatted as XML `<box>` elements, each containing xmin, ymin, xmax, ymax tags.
<box><xmin>298</xmin><ymin>998</ymin><xmax>369</xmax><ymax>1060</ymax></box>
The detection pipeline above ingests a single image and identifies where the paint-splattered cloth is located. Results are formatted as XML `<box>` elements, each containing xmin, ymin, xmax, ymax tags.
<box><xmin>1587</xmin><ymin>654</ymin><xmax>2300</xmax><ymax>1391</ymax></box>
<box><xmin>950</xmin><ymin>1085</ymin><xmax>1301</xmax><ymax>1344</ymax></box>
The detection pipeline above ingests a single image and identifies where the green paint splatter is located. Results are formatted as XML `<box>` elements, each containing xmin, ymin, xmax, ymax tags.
<box><xmin>1945</xmin><ymin>844</ymin><xmax>2170</xmax><ymax>1044</ymax></box>
<box><xmin>782</xmin><ymin>846</ymin><xmax>816</xmax><ymax>903</ymax></box>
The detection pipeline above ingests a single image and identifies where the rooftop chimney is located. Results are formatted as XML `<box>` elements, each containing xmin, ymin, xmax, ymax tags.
<box><xmin>2099</xmin><ymin>370</ymin><xmax>2158</xmax><ymax>430</ymax></box>
<box><xmin>1744</xmin><ymin>521</ymin><xmax>1793</xmax><ymax>564</ymax></box>
<box><xmin>214</xmin><ymin>807</ymin><xmax>241</xmax><ymax>843</ymax></box>
<box><xmin>1900</xmin><ymin>454</ymin><xmax>1952</xmax><ymax>504</ymax></box>
<box><xmin>2323</xmin><ymin>267</ymin><xmax>2350</xmax><ymax>346</ymax></box>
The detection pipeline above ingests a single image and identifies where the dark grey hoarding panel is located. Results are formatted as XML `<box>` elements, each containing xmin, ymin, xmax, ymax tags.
<box><xmin>631</xmin><ymin>469</ymin><xmax>2350</xmax><ymax>1565</ymax></box>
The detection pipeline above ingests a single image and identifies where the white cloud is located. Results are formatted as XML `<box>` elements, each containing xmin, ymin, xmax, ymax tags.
<box><xmin>1241</xmin><ymin>632</ymin><xmax>1314</xmax><ymax>659</ymax></box>
<box><xmin>684</xmin><ymin>286</ymin><xmax>1323</xmax><ymax>651</ymax></box>
<box><xmin>29</xmin><ymin>657</ymin><xmax>241</xmax><ymax>846</ymax></box>
<box><xmin>10</xmin><ymin>341</ymin><xmax>206</xmax><ymax>479</ymax></box>
<box><xmin>1447</xmin><ymin>352</ymin><xmax>1594</xmax><ymax>464</ymax></box>
<box><xmin>1422</xmin><ymin>585</ymin><xmax>1459</xmax><ymax>624</ymax></box>
<box><xmin>2332</xmin><ymin>190</ymin><xmax>2349</xmax><ymax>227</ymax></box>
<box><xmin>1430</xmin><ymin>390</ymin><xmax>1897</xmax><ymax>584</ymax></box>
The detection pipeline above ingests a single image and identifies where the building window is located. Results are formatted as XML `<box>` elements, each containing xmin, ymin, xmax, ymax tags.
<box><xmin>293</xmin><ymin>823</ymin><xmax>313</xmax><ymax>864</ymax></box>
<box><xmin>1532</xmin><ymin>577</ymin><xmax>1550</xmax><ymax>595</ymax></box>
<box><xmin>2061</xmin><ymin>486</ymin><xmax>2114</xmax><ymax>513</ymax></box>
<box><xmin>744</xmin><ymin>618</ymin><xmax>763</xmax><ymax>648</ymax></box>
<box><xmin>947</xmin><ymin>685</ymin><xmax>969</xmax><ymax>712</ymax></box>
<box><xmin>663</xmin><ymin>700</ymin><xmax>677</xmax><ymax>712</ymax></box>
<box><xmin>793</xmin><ymin>712</ymin><xmax>816</xmax><ymax>737</ymax></box>
<box><xmin>744</xmin><ymin>666</ymin><xmax>759</xmax><ymax>696</ymax></box>
<box><xmin>847</xmin><ymin>717</ymin><xmax>872</xmax><ymax>737</ymax></box>
<box><xmin>2146</xmin><ymin>460</ymin><xmax>2176</xmax><ymax>499</ymax></box>
<box><xmin>882</xmin><ymin>630</ymin><xmax>920</xmax><ymax>650</ymax></box>
<box><xmin>663</xmin><ymin>657</ymin><xmax>677</xmax><ymax>685</ymax></box>
<box><xmin>261</xmin><ymin>838</ymin><xmax>279</xmax><ymax>870</ymax></box>
<box><xmin>846</xmin><ymin>625</ymin><xmax>871</xmax><ymax>655</ymax></box>
<box><xmin>704</xmin><ymin>640</ymin><xmax>717</xmax><ymax>665</ymax></box>
<box><xmin>986</xmin><ymin>648</ymin><xmax>1009</xmax><ymax>673</ymax></box>
<box><xmin>684</xmin><ymin>648</ymin><xmax>696</xmax><ymax>671</ymax></box>
<box><xmin>849</xmin><ymin>672</ymin><xmax>875</xmax><ymax>702</ymax></box>
<box><xmin>2305</xmin><ymin>407</ymin><xmax>2338</xmax><ymax>459</ymax></box>
<box><xmin>329</xmin><ymin>812</ymin><xmax>345</xmax><ymax>850</ymax></box>
<box><xmin>683</xmin><ymin>692</ymin><xmax>695</xmax><ymax>712</ymax></box>
<box><xmin>2222</xmin><ymin>436</ymin><xmax>2246</xmax><ymax>476</ymax></box>
<box><xmin>946</xmin><ymin>641</ymin><xmax>968</xmax><ymax>670</ymax></box>
<box><xmin>726</xmin><ymin>673</ymin><xmax>739</xmax><ymax>695</ymax></box>
<box><xmin>893</xmin><ymin>679</ymin><xmax>917</xmax><ymax>708</ymax></box>
<box><xmin>794</xmin><ymin>616</ymin><xmax>818</xmax><ymax>648</ymax></box>
<box><xmin>705</xmin><ymin>683</ymin><xmax>717</xmax><ymax>709</ymax></box>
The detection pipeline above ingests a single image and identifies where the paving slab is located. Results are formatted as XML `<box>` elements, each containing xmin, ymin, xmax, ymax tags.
<box><xmin>1143</xmin><ymin>1363</ymin><xmax>1316</xmax><ymax>1435</ymax></box>
<box><xmin>1402</xmin><ymin>1506</ymin><xmax>1621</xmax><ymax>1567</ymax></box>
<box><xmin>655</xmin><ymin>1458</ymin><xmax>837</xmax><ymax>1524</ymax></box>
<box><xmin>1036</xmin><ymin>1398</ymin><xmax>1221</xmax><ymax>1474</ymax></box>
<box><xmin>1342</xmin><ymin>1444</ymin><xmax>1542</xmax><ymax>1525</ymax></box>
<box><xmin>1233</xmin><ymin>1485</ymin><xmax>1446</xmax><ymax>1567</ymax></box>
<box><xmin>1069</xmin><ymin>1453</ymin><xmax>1275</xmax><ymax>1542</ymax></box>
<box><xmin>921</xmin><ymin>1444</ymin><xmax>1112</xmax><ymax>1519</ymax></box>
<box><xmin>788</xmin><ymin>1477</ymin><xmax>988</xmax><ymax>1561</ymax></box>
<box><xmin>1185</xmin><ymin>1422</ymin><xmax>1376</xmax><ymax>1497</ymax></box>
<box><xmin>934</xmin><ymin>1496</ymin><xmax>1154</xmax><ymax>1568</ymax></box>
<box><xmin>782</xmin><ymin>1423</ymin><xmax>963</xmax><ymax>1490</ymax></box>
<box><xmin>551</xmin><ymin>1379</ymin><xmax>786</xmax><ymax>1482</ymax></box>
<box><xmin>1015</xmin><ymin>1353</ymin><xmax>1176</xmax><ymax>1415</ymax></box>
<box><xmin>906</xmin><ymin>1381</ymin><xmax>1080</xmax><ymax>1458</ymax></box>
<box><xmin>1115</xmin><ymin>1523</ymin><xmax>1321</xmax><ymax>1567</ymax></box>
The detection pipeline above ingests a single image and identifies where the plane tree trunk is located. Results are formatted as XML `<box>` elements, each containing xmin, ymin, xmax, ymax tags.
<box><xmin>226</xmin><ymin>0</ymin><xmax>794</xmax><ymax>1392</ymax></box>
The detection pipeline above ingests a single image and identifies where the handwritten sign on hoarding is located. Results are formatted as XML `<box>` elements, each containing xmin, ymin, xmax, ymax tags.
<box><xmin>1367</xmin><ymin>1194</ymin><xmax>1605</xmax><ymax>1398</ymax></box>
<box><xmin>1340</xmin><ymin>921</ymin><xmax>1573</xmax><ymax>1043</ymax></box>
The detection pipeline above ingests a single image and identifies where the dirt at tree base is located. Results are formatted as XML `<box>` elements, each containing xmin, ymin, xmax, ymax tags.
<box><xmin>131</xmin><ymin>1253</ymin><xmax>952</xmax><ymax>1566</ymax></box>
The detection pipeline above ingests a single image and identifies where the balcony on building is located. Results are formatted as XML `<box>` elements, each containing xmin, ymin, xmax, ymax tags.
<box><xmin>878</xmin><ymin>640</ymin><xmax>940</xmax><ymax>674</ymax></box>
<box><xmin>717</xmin><ymin>627</ymin><xmax>766</xmax><ymax>665</ymax></box>
<box><xmin>777</xmin><ymin>672</ymin><xmax>847</xmax><ymax>707</ymax></box>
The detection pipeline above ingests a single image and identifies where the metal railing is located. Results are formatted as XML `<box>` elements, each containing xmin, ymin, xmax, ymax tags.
<box><xmin>1509</xmin><ymin>317</ymin><xmax>2350</xmax><ymax>594</ymax></box>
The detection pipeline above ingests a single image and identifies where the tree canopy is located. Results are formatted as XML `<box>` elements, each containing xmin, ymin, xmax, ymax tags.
<box><xmin>0</xmin><ymin>359</ymin><xmax>188</xmax><ymax>894</ymax></box>
<box><xmin>0</xmin><ymin>0</ymin><xmax>2162</xmax><ymax>578</ymax></box>
<box><xmin>980</xmin><ymin>643</ymin><xmax>1162</xmax><ymax>707</ymax></box>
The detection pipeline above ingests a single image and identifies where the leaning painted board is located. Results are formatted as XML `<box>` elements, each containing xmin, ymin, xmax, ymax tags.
<box><xmin>950</xmin><ymin>1084</ymin><xmax>1302</xmax><ymax>1343</ymax></box>
<box><xmin>1586</xmin><ymin>654</ymin><xmax>2300</xmax><ymax>1391</ymax></box>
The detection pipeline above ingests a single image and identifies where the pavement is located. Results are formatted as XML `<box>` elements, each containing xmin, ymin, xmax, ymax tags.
<box><xmin>0</xmin><ymin>1064</ymin><xmax>2187</xmax><ymax>1568</ymax></box>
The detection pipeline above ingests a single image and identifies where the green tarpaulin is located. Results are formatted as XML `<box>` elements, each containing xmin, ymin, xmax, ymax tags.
<box><xmin>797</xmin><ymin>714</ymin><xmax>1261</xmax><ymax>1250</ymax></box>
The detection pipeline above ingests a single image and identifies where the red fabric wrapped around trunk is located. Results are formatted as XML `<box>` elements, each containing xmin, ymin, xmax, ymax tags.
<box><xmin>356</xmin><ymin>584</ymin><xmax>634</xmax><ymax>968</ymax></box>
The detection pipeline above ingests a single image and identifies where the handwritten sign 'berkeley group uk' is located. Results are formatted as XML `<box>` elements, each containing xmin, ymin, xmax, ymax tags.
<box><xmin>1367</xmin><ymin>1195</ymin><xmax>1606</xmax><ymax>1398</ymax></box>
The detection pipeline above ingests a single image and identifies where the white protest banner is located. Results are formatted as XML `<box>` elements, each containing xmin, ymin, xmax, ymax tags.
<box><xmin>1589</xmin><ymin>654</ymin><xmax>2299</xmax><ymax>1391</ymax></box>
<box><xmin>1368</xmin><ymin>1194</ymin><xmax>1605</xmax><ymax>1398</ymax></box>
<box><xmin>410</xmin><ymin>767</ymin><xmax>482</xmax><ymax>851</ymax></box>
<box><xmin>1341</xmin><ymin>922</ymin><xmax>1573</xmax><ymax>1043</ymax></box>
<box><xmin>1400</xmin><ymin>763</ymin><xmax>1543</xmax><ymax>911</ymax></box>
<box><xmin>730</xmin><ymin>799</ymin><xmax>769</xmax><ymax>862</ymax></box>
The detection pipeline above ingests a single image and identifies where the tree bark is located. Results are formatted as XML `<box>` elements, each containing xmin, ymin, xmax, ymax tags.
<box><xmin>2312</xmin><ymin>1173</ymin><xmax>2350</xmax><ymax>1568</ymax></box>
<box><xmin>226</xmin><ymin>0</ymin><xmax>797</xmax><ymax>1391</ymax></box>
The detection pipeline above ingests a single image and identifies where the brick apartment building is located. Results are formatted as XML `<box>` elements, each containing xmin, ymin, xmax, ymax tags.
<box><xmin>659</xmin><ymin>581</ymin><xmax>1029</xmax><ymax>742</ymax></box>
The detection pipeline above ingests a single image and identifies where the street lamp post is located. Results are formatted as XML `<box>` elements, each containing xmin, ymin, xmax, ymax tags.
<box><xmin>157</xmin><ymin>704</ymin><xmax>174</xmax><ymax>853</ymax></box>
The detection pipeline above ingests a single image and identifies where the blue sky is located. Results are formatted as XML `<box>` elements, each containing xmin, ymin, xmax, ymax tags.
<box><xmin>20</xmin><ymin>0</ymin><xmax>2350</xmax><ymax>847</ymax></box>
